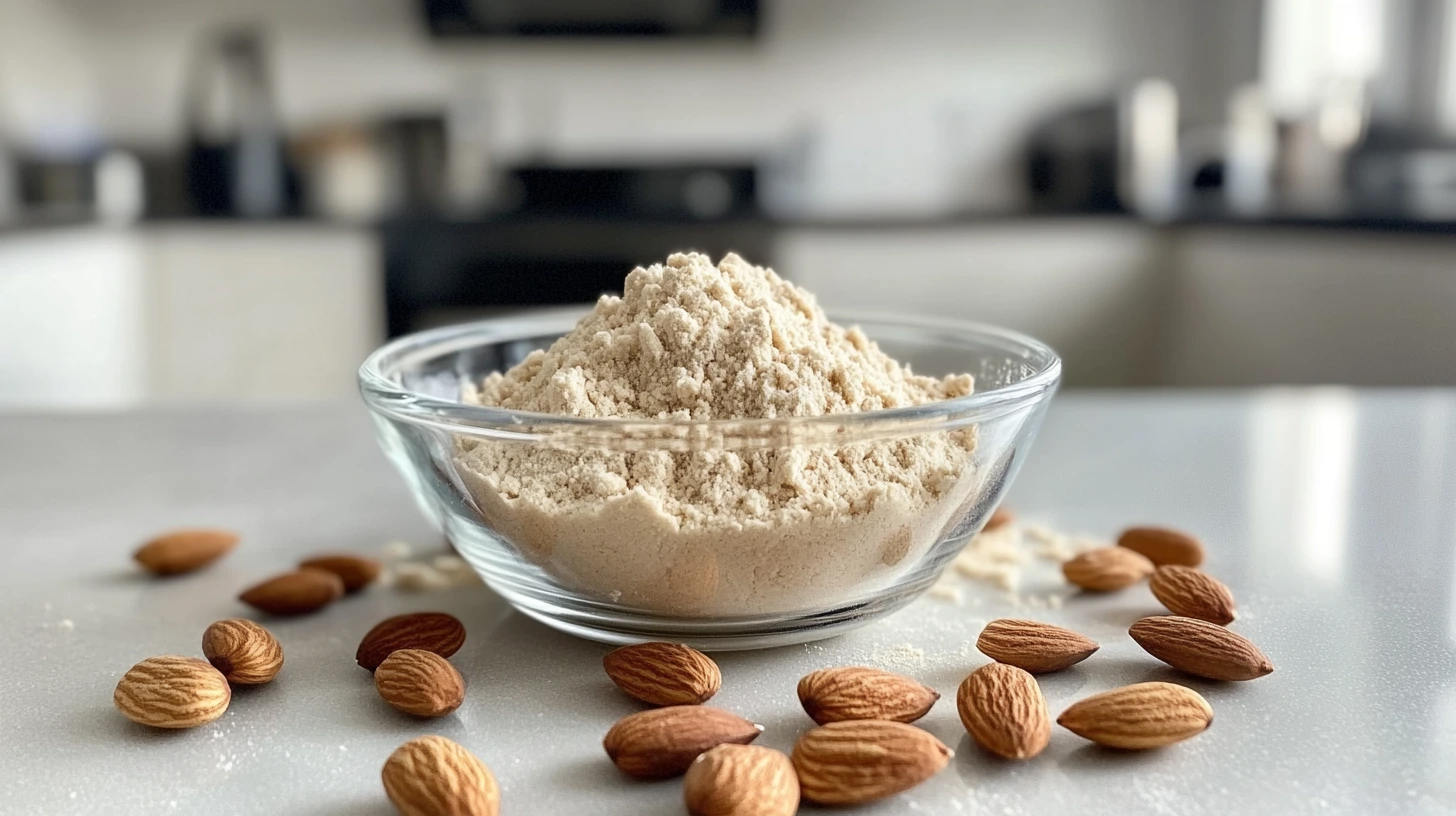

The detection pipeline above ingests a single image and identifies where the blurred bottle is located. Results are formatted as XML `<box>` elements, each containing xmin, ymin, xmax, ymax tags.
<box><xmin>0</xmin><ymin>135</ymin><xmax>16</xmax><ymax>225</ymax></box>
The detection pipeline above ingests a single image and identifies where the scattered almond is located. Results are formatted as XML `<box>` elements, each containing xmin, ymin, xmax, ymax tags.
<box><xmin>1118</xmin><ymin>526</ymin><xmax>1204</xmax><ymax>567</ymax></box>
<box><xmin>985</xmin><ymin>505</ymin><xmax>1015</xmax><ymax>531</ymax></box>
<box><xmin>202</xmin><ymin>619</ymin><xmax>283</xmax><ymax>685</ymax></box>
<box><xmin>1061</xmin><ymin>546</ymin><xmax>1155</xmax><ymax>591</ymax></box>
<box><xmin>796</xmin><ymin>666</ymin><xmax>939</xmax><ymax>725</ymax></box>
<box><xmin>603</xmin><ymin>706</ymin><xmax>763</xmax><ymax>779</ymax></box>
<box><xmin>357</xmin><ymin>612</ymin><xmax>467</xmax><ymax>671</ymax></box>
<box><xmin>956</xmin><ymin>663</ymin><xmax>1051</xmax><ymax>760</ymax></box>
<box><xmin>238</xmin><ymin>568</ymin><xmax>345</xmax><ymax>616</ymax></box>
<box><xmin>113</xmin><ymin>656</ymin><xmax>231</xmax><ymax>729</ymax></box>
<box><xmin>684</xmin><ymin>744</ymin><xmax>799</xmax><ymax>816</ymax></box>
<box><xmin>299</xmin><ymin>553</ymin><xmax>382</xmax><ymax>593</ymax></box>
<box><xmin>382</xmin><ymin>735</ymin><xmax>499</xmax><ymax>816</ymax></box>
<box><xmin>375</xmin><ymin>649</ymin><xmax>466</xmax><ymax>718</ymax></box>
<box><xmin>133</xmin><ymin>528</ymin><xmax>239</xmax><ymax>576</ymax></box>
<box><xmin>976</xmin><ymin>618</ymin><xmax>1099</xmax><ymax>673</ymax></box>
<box><xmin>1149</xmin><ymin>565</ymin><xmax>1236</xmax><ymax>624</ymax></box>
<box><xmin>791</xmin><ymin>720</ymin><xmax>951</xmax><ymax>805</ymax></box>
<box><xmin>1057</xmin><ymin>681</ymin><xmax>1213</xmax><ymax>749</ymax></box>
<box><xmin>1130</xmin><ymin>616</ymin><xmax>1273</xmax><ymax>680</ymax></box>
<box><xmin>603</xmin><ymin>642</ymin><xmax>721</xmax><ymax>706</ymax></box>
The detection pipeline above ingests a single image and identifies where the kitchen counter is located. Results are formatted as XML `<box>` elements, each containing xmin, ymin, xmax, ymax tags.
<box><xmin>2</xmin><ymin>392</ymin><xmax>1454</xmax><ymax>814</ymax></box>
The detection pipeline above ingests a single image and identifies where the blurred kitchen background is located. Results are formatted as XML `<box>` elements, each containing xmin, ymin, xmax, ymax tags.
<box><xmin>1</xmin><ymin>0</ymin><xmax>1455</xmax><ymax>406</ymax></box>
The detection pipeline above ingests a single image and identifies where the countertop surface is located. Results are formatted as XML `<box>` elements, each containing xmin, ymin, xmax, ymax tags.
<box><xmin>3</xmin><ymin>392</ymin><xmax>1454</xmax><ymax>815</ymax></box>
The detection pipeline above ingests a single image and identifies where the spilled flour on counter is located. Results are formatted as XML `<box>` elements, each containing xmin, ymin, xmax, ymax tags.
<box><xmin>453</xmin><ymin>252</ymin><xmax>979</xmax><ymax>615</ymax></box>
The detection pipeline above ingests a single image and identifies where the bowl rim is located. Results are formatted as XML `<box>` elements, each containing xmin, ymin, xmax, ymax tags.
<box><xmin>358</xmin><ymin>307</ymin><xmax>1061</xmax><ymax>437</ymax></box>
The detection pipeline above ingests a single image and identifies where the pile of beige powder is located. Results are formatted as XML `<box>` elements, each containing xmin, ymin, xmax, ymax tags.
<box><xmin>454</xmin><ymin>252</ymin><xmax>979</xmax><ymax>616</ymax></box>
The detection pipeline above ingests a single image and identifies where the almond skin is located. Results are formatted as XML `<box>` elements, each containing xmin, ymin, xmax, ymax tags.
<box><xmin>1062</xmin><ymin>546</ymin><xmax>1155</xmax><ymax>591</ymax></box>
<box><xmin>603</xmin><ymin>642</ymin><xmax>721</xmax><ymax>706</ymax></box>
<box><xmin>382</xmin><ymin>735</ymin><xmax>499</xmax><ymax>816</ymax></box>
<box><xmin>357</xmin><ymin>612</ymin><xmax>467</xmax><ymax>671</ymax></box>
<box><xmin>1058</xmin><ymin>681</ymin><xmax>1213</xmax><ymax>749</ymax></box>
<box><xmin>603</xmin><ymin>706</ymin><xmax>763</xmax><ymax>779</ymax></box>
<box><xmin>114</xmin><ymin>656</ymin><xmax>231</xmax><ymax>729</ymax></box>
<box><xmin>133</xmin><ymin>528</ymin><xmax>238</xmax><ymax>576</ymax></box>
<box><xmin>984</xmin><ymin>505</ymin><xmax>1015</xmax><ymax>531</ymax></box>
<box><xmin>1130</xmin><ymin>616</ymin><xmax>1274</xmax><ymax>680</ymax></box>
<box><xmin>238</xmin><ymin>568</ymin><xmax>344</xmax><ymax>616</ymax></box>
<box><xmin>298</xmin><ymin>553</ymin><xmax>382</xmax><ymax>593</ymax></box>
<box><xmin>976</xmin><ymin>618</ymin><xmax>1099</xmax><ymax>673</ymax></box>
<box><xmin>375</xmin><ymin>649</ymin><xmax>466</xmax><ymax>718</ymax></box>
<box><xmin>791</xmin><ymin>720</ymin><xmax>951</xmax><ymax>806</ymax></box>
<box><xmin>684</xmin><ymin>744</ymin><xmax>799</xmax><ymax>816</ymax></box>
<box><xmin>956</xmin><ymin>663</ymin><xmax>1051</xmax><ymax>760</ymax></box>
<box><xmin>1118</xmin><ymin>526</ymin><xmax>1205</xmax><ymax>567</ymax></box>
<box><xmin>1150</xmin><ymin>566</ymin><xmax>1236</xmax><ymax>625</ymax></box>
<box><xmin>797</xmin><ymin>666</ymin><xmax>939</xmax><ymax>725</ymax></box>
<box><xmin>202</xmin><ymin>619</ymin><xmax>283</xmax><ymax>684</ymax></box>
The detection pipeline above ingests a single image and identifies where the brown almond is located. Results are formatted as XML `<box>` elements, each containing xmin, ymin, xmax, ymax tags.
<box><xmin>796</xmin><ymin>666</ymin><xmax>939</xmax><ymax>725</ymax></box>
<box><xmin>238</xmin><ymin>568</ymin><xmax>344</xmax><ymax>616</ymax></box>
<box><xmin>1118</xmin><ymin>526</ymin><xmax>1205</xmax><ymax>567</ymax></box>
<box><xmin>375</xmin><ymin>649</ymin><xmax>466</xmax><ymax>718</ymax></box>
<box><xmin>984</xmin><ymin>505</ymin><xmax>1015</xmax><ymax>531</ymax></box>
<box><xmin>113</xmin><ymin>656</ymin><xmax>231</xmax><ymax>729</ymax></box>
<box><xmin>603</xmin><ymin>706</ymin><xmax>763</xmax><ymax>779</ymax></box>
<box><xmin>684</xmin><ymin>744</ymin><xmax>799</xmax><ymax>816</ymax></box>
<box><xmin>1130</xmin><ymin>616</ymin><xmax>1273</xmax><ymax>681</ymax></box>
<box><xmin>1058</xmin><ymin>681</ymin><xmax>1213</xmax><ymax>749</ymax></box>
<box><xmin>133</xmin><ymin>528</ymin><xmax>238</xmax><ymax>576</ymax></box>
<box><xmin>976</xmin><ymin>618</ymin><xmax>1099</xmax><ymax>673</ymax></box>
<box><xmin>356</xmin><ymin>612</ymin><xmax>467</xmax><ymax>671</ymax></box>
<box><xmin>382</xmin><ymin>735</ymin><xmax>499</xmax><ymax>816</ymax></box>
<box><xmin>1062</xmin><ymin>546</ymin><xmax>1155</xmax><ymax>591</ymax></box>
<box><xmin>202</xmin><ymin>619</ymin><xmax>283</xmax><ymax>685</ymax></box>
<box><xmin>1150</xmin><ymin>565</ymin><xmax>1236</xmax><ymax>625</ymax></box>
<box><xmin>791</xmin><ymin>720</ymin><xmax>951</xmax><ymax>806</ymax></box>
<box><xmin>299</xmin><ymin>553</ymin><xmax>382</xmax><ymax>593</ymax></box>
<box><xmin>603</xmin><ymin>642</ymin><xmax>721</xmax><ymax>706</ymax></box>
<box><xmin>956</xmin><ymin>663</ymin><xmax>1051</xmax><ymax>760</ymax></box>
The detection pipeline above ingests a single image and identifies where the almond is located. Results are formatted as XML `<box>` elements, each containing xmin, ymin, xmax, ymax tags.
<box><xmin>796</xmin><ymin>666</ymin><xmax>939</xmax><ymax>725</ymax></box>
<box><xmin>976</xmin><ymin>618</ymin><xmax>1099</xmax><ymax>673</ymax></box>
<box><xmin>299</xmin><ymin>553</ymin><xmax>382</xmax><ymax>593</ymax></box>
<box><xmin>202</xmin><ymin>619</ymin><xmax>283</xmax><ymax>685</ymax></box>
<box><xmin>1057</xmin><ymin>681</ymin><xmax>1213</xmax><ymax>749</ymax></box>
<box><xmin>1129</xmin><ymin>616</ymin><xmax>1273</xmax><ymax>680</ymax></box>
<box><xmin>1118</xmin><ymin>526</ymin><xmax>1205</xmax><ymax>567</ymax></box>
<box><xmin>375</xmin><ymin>649</ymin><xmax>466</xmax><ymax>718</ymax></box>
<box><xmin>238</xmin><ymin>568</ymin><xmax>344</xmax><ymax>616</ymax></box>
<box><xmin>356</xmin><ymin>612</ymin><xmax>466</xmax><ymax>671</ymax></box>
<box><xmin>791</xmin><ymin>720</ymin><xmax>951</xmax><ymax>805</ymax></box>
<box><xmin>113</xmin><ymin>656</ymin><xmax>231</xmax><ymax>729</ymax></box>
<box><xmin>684</xmin><ymin>744</ymin><xmax>799</xmax><ymax>816</ymax></box>
<box><xmin>1150</xmin><ymin>565</ymin><xmax>1236</xmax><ymax>624</ymax></box>
<box><xmin>956</xmin><ymin>663</ymin><xmax>1050</xmax><ymax>760</ymax></box>
<box><xmin>1062</xmin><ymin>546</ymin><xmax>1155</xmax><ymax>591</ymax></box>
<box><xmin>985</xmin><ymin>505</ymin><xmax>1015</xmax><ymax>531</ymax></box>
<box><xmin>603</xmin><ymin>642</ymin><xmax>721</xmax><ymax>706</ymax></box>
<box><xmin>603</xmin><ymin>706</ymin><xmax>763</xmax><ymax>779</ymax></box>
<box><xmin>133</xmin><ymin>528</ymin><xmax>238</xmax><ymax>576</ymax></box>
<box><xmin>382</xmin><ymin>735</ymin><xmax>499</xmax><ymax>816</ymax></box>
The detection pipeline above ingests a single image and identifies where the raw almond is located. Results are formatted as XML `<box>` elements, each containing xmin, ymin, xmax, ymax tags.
<box><xmin>1057</xmin><ymin>681</ymin><xmax>1213</xmax><ymax>749</ymax></box>
<box><xmin>1150</xmin><ymin>565</ymin><xmax>1236</xmax><ymax>624</ymax></box>
<box><xmin>984</xmin><ymin>505</ymin><xmax>1015</xmax><ymax>531</ymax></box>
<box><xmin>603</xmin><ymin>641</ymin><xmax>721</xmax><ymax>706</ymax></box>
<box><xmin>113</xmin><ymin>656</ymin><xmax>231</xmax><ymax>729</ymax></box>
<box><xmin>791</xmin><ymin>720</ymin><xmax>951</xmax><ymax>805</ymax></box>
<box><xmin>238</xmin><ymin>568</ymin><xmax>344</xmax><ymax>616</ymax></box>
<box><xmin>375</xmin><ymin>649</ymin><xmax>466</xmax><ymax>718</ymax></box>
<box><xmin>356</xmin><ymin>612</ymin><xmax>467</xmax><ymax>671</ymax></box>
<box><xmin>1118</xmin><ymin>526</ymin><xmax>1205</xmax><ymax>567</ymax></box>
<box><xmin>684</xmin><ymin>744</ymin><xmax>799</xmax><ymax>816</ymax></box>
<box><xmin>603</xmin><ymin>706</ymin><xmax>763</xmax><ymax>779</ymax></box>
<box><xmin>299</xmin><ymin>553</ymin><xmax>382</xmax><ymax>593</ymax></box>
<box><xmin>202</xmin><ymin>619</ymin><xmax>283</xmax><ymax>684</ymax></box>
<box><xmin>796</xmin><ymin>666</ymin><xmax>939</xmax><ymax>725</ymax></box>
<box><xmin>956</xmin><ymin>663</ymin><xmax>1050</xmax><ymax>760</ymax></box>
<box><xmin>1129</xmin><ymin>616</ymin><xmax>1273</xmax><ymax>681</ymax></box>
<box><xmin>1062</xmin><ymin>546</ymin><xmax>1155</xmax><ymax>591</ymax></box>
<box><xmin>976</xmin><ymin>618</ymin><xmax>1099</xmax><ymax>673</ymax></box>
<box><xmin>382</xmin><ymin>735</ymin><xmax>499</xmax><ymax>816</ymax></box>
<box><xmin>133</xmin><ymin>528</ymin><xmax>239</xmax><ymax>576</ymax></box>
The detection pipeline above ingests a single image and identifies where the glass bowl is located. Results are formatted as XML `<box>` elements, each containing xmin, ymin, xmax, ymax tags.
<box><xmin>359</xmin><ymin>308</ymin><xmax>1060</xmax><ymax>650</ymax></box>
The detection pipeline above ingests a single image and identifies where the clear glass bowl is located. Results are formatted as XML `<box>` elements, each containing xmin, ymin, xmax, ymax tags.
<box><xmin>359</xmin><ymin>308</ymin><xmax>1060</xmax><ymax>649</ymax></box>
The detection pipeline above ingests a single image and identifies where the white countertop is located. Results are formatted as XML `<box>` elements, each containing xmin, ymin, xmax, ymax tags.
<box><xmin>3</xmin><ymin>392</ymin><xmax>1454</xmax><ymax>815</ymax></box>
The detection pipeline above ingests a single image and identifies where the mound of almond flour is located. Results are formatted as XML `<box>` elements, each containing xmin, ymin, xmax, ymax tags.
<box><xmin>453</xmin><ymin>252</ymin><xmax>979</xmax><ymax>616</ymax></box>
